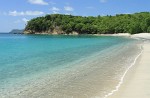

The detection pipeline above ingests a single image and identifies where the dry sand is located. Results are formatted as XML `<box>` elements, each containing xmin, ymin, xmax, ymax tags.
<box><xmin>107</xmin><ymin>33</ymin><xmax>150</xmax><ymax>98</ymax></box>
<box><xmin>131</xmin><ymin>33</ymin><xmax>150</xmax><ymax>39</ymax></box>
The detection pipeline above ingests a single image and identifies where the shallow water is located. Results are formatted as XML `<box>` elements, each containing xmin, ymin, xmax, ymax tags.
<box><xmin>0</xmin><ymin>34</ymin><xmax>142</xmax><ymax>98</ymax></box>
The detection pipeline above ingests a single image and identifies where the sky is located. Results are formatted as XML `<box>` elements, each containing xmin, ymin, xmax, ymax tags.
<box><xmin>0</xmin><ymin>0</ymin><xmax>150</xmax><ymax>32</ymax></box>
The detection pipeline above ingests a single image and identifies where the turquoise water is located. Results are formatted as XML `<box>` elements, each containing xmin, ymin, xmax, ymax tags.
<box><xmin>0</xmin><ymin>34</ymin><xmax>141</xmax><ymax>98</ymax></box>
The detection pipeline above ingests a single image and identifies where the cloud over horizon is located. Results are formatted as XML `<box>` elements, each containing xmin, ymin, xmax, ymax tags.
<box><xmin>64</xmin><ymin>6</ymin><xmax>74</xmax><ymax>11</ymax></box>
<box><xmin>28</xmin><ymin>0</ymin><xmax>48</xmax><ymax>5</ymax></box>
<box><xmin>22</xmin><ymin>18</ymin><xmax>29</xmax><ymax>23</ymax></box>
<box><xmin>50</xmin><ymin>7</ymin><xmax>61</xmax><ymax>14</ymax></box>
<box><xmin>100</xmin><ymin>0</ymin><xmax>107</xmax><ymax>3</ymax></box>
<box><xmin>14</xmin><ymin>18</ymin><xmax>29</xmax><ymax>24</ymax></box>
<box><xmin>9</xmin><ymin>11</ymin><xmax>44</xmax><ymax>16</ymax></box>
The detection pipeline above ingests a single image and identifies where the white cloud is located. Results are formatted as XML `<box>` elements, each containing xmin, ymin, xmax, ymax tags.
<box><xmin>9</xmin><ymin>11</ymin><xmax>44</xmax><ymax>16</ymax></box>
<box><xmin>28</xmin><ymin>0</ymin><xmax>48</xmax><ymax>5</ymax></box>
<box><xmin>22</xmin><ymin>18</ymin><xmax>29</xmax><ymax>23</ymax></box>
<box><xmin>50</xmin><ymin>7</ymin><xmax>61</xmax><ymax>14</ymax></box>
<box><xmin>64</xmin><ymin>6</ymin><xmax>74</xmax><ymax>11</ymax></box>
<box><xmin>101</xmin><ymin>14</ymin><xmax>106</xmax><ymax>16</ymax></box>
<box><xmin>100</xmin><ymin>0</ymin><xmax>107</xmax><ymax>3</ymax></box>
<box><xmin>14</xmin><ymin>18</ymin><xmax>29</xmax><ymax>24</ymax></box>
<box><xmin>50</xmin><ymin>7</ymin><xmax>60</xmax><ymax>11</ymax></box>
<box><xmin>123</xmin><ymin>13</ymin><xmax>131</xmax><ymax>14</ymax></box>
<box><xmin>52</xmin><ymin>11</ymin><xmax>59</xmax><ymax>14</ymax></box>
<box><xmin>65</xmin><ymin>13</ymin><xmax>71</xmax><ymax>15</ymax></box>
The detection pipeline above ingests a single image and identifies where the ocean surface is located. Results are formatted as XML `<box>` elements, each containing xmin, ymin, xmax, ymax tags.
<box><xmin>0</xmin><ymin>34</ymin><xmax>142</xmax><ymax>98</ymax></box>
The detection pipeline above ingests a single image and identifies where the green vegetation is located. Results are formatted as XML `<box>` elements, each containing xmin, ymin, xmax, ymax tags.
<box><xmin>25</xmin><ymin>12</ymin><xmax>150</xmax><ymax>34</ymax></box>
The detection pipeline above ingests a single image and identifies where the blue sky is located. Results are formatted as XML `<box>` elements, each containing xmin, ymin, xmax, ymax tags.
<box><xmin>0</xmin><ymin>0</ymin><xmax>150</xmax><ymax>32</ymax></box>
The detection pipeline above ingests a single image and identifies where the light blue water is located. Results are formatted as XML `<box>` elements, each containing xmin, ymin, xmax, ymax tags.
<box><xmin>0</xmin><ymin>34</ymin><xmax>141</xmax><ymax>98</ymax></box>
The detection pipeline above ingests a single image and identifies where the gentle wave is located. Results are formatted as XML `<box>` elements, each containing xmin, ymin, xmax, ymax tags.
<box><xmin>104</xmin><ymin>43</ymin><xmax>143</xmax><ymax>98</ymax></box>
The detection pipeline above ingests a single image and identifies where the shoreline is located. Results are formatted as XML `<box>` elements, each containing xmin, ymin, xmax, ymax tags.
<box><xmin>107</xmin><ymin>34</ymin><xmax>150</xmax><ymax>98</ymax></box>
<box><xmin>24</xmin><ymin>32</ymin><xmax>131</xmax><ymax>37</ymax></box>
<box><xmin>104</xmin><ymin>43</ymin><xmax>143</xmax><ymax>98</ymax></box>
<box><xmin>13</xmin><ymin>32</ymin><xmax>150</xmax><ymax>39</ymax></box>
<box><xmin>0</xmin><ymin>34</ymin><xmax>142</xmax><ymax>98</ymax></box>
<box><xmin>1</xmin><ymin>33</ymin><xmax>150</xmax><ymax>98</ymax></box>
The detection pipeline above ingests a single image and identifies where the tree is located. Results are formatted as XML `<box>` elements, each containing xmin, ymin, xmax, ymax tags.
<box><xmin>147</xmin><ymin>26</ymin><xmax>150</xmax><ymax>33</ymax></box>
<box><xmin>25</xmin><ymin>12</ymin><xmax>150</xmax><ymax>34</ymax></box>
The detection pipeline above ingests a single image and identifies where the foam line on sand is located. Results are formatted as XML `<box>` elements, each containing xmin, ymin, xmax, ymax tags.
<box><xmin>104</xmin><ymin>44</ymin><xmax>143</xmax><ymax>98</ymax></box>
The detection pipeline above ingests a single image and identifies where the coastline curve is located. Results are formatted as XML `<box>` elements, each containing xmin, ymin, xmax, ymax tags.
<box><xmin>103</xmin><ymin>43</ymin><xmax>143</xmax><ymax>98</ymax></box>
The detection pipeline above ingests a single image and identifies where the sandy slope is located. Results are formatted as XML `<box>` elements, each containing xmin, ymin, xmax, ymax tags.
<box><xmin>108</xmin><ymin>33</ymin><xmax>150</xmax><ymax>98</ymax></box>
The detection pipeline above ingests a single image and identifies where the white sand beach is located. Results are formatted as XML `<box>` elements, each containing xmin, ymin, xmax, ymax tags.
<box><xmin>132</xmin><ymin>33</ymin><xmax>150</xmax><ymax>39</ymax></box>
<box><xmin>108</xmin><ymin>33</ymin><xmax>150</xmax><ymax>98</ymax></box>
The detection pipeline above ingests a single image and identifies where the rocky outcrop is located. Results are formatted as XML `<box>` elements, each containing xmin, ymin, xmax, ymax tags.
<box><xmin>24</xmin><ymin>27</ymin><xmax>79</xmax><ymax>35</ymax></box>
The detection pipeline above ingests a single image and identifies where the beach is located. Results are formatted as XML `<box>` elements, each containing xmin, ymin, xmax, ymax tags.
<box><xmin>0</xmin><ymin>34</ymin><xmax>142</xmax><ymax>98</ymax></box>
<box><xmin>108</xmin><ymin>33</ymin><xmax>150</xmax><ymax>98</ymax></box>
<box><xmin>0</xmin><ymin>33</ymin><xmax>150</xmax><ymax>98</ymax></box>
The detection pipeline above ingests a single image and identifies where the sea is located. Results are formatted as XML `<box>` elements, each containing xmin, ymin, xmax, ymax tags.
<box><xmin>0</xmin><ymin>34</ymin><xmax>142</xmax><ymax>98</ymax></box>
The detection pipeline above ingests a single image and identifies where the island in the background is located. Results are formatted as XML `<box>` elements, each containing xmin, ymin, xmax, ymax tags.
<box><xmin>9</xmin><ymin>29</ymin><xmax>24</xmax><ymax>34</ymax></box>
<box><xmin>24</xmin><ymin>12</ymin><xmax>150</xmax><ymax>35</ymax></box>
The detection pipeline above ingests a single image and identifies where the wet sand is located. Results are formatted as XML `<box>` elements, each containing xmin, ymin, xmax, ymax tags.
<box><xmin>108</xmin><ymin>33</ymin><xmax>150</xmax><ymax>98</ymax></box>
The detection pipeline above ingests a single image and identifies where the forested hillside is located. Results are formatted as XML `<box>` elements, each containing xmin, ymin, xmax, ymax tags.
<box><xmin>24</xmin><ymin>12</ymin><xmax>150</xmax><ymax>34</ymax></box>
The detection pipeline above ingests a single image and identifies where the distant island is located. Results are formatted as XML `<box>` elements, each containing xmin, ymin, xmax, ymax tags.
<box><xmin>24</xmin><ymin>12</ymin><xmax>150</xmax><ymax>35</ymax></box>
<box><xmin>10</xmin><ymin>29</ymin><xmax>24</xmax><ymax>34</ymax></box>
